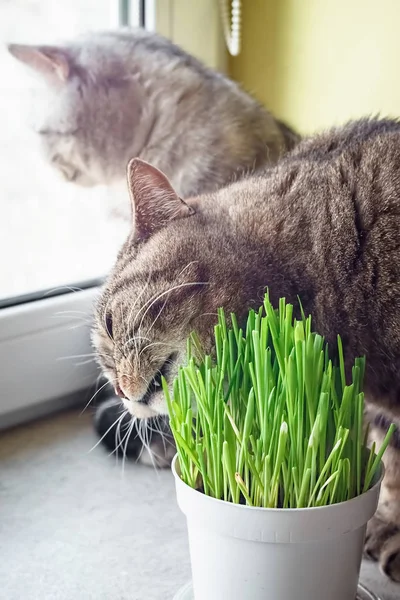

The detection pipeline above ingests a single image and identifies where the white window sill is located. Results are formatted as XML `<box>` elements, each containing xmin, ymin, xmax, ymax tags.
<box><xmin>0</xmin><ymin>288</ymin><xmax>101</xmax><ymax>429</ymax></box>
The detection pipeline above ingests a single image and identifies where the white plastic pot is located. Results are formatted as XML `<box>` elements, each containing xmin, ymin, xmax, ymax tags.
<box><xmin>172</xmin><ymin>455</ymin><xmax>382</xmax><ymax>600</ymax></box>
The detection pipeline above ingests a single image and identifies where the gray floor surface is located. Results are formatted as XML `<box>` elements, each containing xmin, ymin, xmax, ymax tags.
<box><xmin>0</xmin><ymin>409</ymin><xmax>399</xmax><ymax>600</ymax></box>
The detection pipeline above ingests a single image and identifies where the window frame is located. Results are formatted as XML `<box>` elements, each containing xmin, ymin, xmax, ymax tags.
<box><xmin>0</xmin><ymin>288</ymin><xmax>101</xmax><ymax>430</ymax></box>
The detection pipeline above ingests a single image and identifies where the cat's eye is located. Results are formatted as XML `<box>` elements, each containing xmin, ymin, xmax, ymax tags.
<box><xmin>105</xmin><ymin>313</ymin><xmax>113</xmax><ymax>339</ymax></box>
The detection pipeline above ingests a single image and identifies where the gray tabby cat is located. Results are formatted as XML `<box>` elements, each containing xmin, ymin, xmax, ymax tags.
<box><xmin>93</xmin><ymin>117</ymin><xmax>400</xmax><ymax>580</ymax></box>
<box><xmin>7</xmin><ymin>28</ymin><xmax>297</xmax><ymax>198</ymax></box>
<box><xmin>8</xmin><ymin>27</ymin><xmax>298</xmax><ymax>457</ymax></box>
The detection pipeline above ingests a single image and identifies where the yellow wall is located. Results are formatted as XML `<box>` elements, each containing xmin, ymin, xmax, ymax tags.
<box><xmin>156</xmin><ymin>0</ymin><xmax>227</xmax><ymax>72</ymax></box>
<box><xmin>229</xmin><ymin>0</ymin><xmax>400</xmax><ymax>135</ymax></box>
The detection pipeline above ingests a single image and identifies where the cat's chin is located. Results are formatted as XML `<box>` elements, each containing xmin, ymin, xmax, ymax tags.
<box><xmin>122</xmin><ymin>395</ymin><xmax>167</xmax><ymax>420</ymax></box>
<box><xmin>122</xmin><ymin>399</ymin><xmax>157</xmax><ymax>419</ymax></box>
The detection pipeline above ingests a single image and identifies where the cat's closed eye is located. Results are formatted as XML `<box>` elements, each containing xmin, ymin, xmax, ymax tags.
<box><xmin>104</xmin><ymin>313</ymin><xmax>113</xmax><ymax>339</ymax></box>
<box><xmin>64</xmin><ymin>167</ymin><xmax>80</xmax><ymax>182</ymax></box>
<box><xmin>59</xmin><ymin>164</ymin><xmax>80</xmax><ymax>182</ymax></box>
<box><xmin>50</xmin><ymin>153</ymin><xmax>80</xmax><ymax>182</ymax></box>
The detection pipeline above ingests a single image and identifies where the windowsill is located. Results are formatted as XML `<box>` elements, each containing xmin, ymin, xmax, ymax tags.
<box><xmin>0</xmin><ymin>287</ymin><xmax>101</xmax><ymax>429</ymax></box>
<box><xmin>0</xmin><ymin>389</ymin><xmax>92</xmax><ymax>431</ymax></box>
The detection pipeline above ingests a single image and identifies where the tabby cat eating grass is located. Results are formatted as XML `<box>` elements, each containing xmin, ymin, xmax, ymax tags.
<box><xmin>8</xmin><ymin>27</ymin><xmax>298</xmax><ymax>458</ymax></box>
<box><xmin>93</xmin><ymin>117</ymin><xmax>400</xmax><ymax>580</ymax></box>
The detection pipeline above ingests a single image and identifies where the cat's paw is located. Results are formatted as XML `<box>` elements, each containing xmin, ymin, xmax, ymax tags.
<box><xmin>364</xmin><ymin>516</ymin><xmax>395</xmax><ymax>560</ymax></box>
<box><xmin>379</xmin><ymin>531</ymin><xmax>400</xmax><ymax>582</ymax></box>
<box><xmin>364</xmin><ymin>516</ymin><xmax>400</xmax><ymax>582</ymax></box>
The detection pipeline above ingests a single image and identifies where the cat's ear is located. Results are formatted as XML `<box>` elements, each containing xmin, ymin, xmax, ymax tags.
<box><xmin>127</xmin><ymin>158</ymin><xmax>195</xmax><ymax>241</ymax></box>
<box><xmin>7</xmin><ymin>44</ymin><xmax>70</xmax><ymax>87</ymax></box>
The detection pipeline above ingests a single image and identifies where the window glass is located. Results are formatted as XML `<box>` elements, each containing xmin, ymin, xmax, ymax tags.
<box><xmin>0</xmin><ymin>1</ymin><xmax>140</xmax><ymax>300</ymax></box>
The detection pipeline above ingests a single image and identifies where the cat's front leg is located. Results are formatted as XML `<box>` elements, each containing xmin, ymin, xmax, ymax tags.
<box><xmin>94</xmin><ymin>396</ymin><xmax>176</xmax><ymax>468</ymax></box>
<box><xmin>379</xmin><ymin>529</ymin><xmax>400</xmax><ymax>581</ymax></box>
<box><xmin>364</xmin><ymin>515</ymin><xmax>400</xmax><ymax>581</ymax></box>
<box><xmin>365</xmin><ymin>516</ymin><xmax>400</xmax><ymax>582</ymax></box>
<box><xmin>364</xmin><ymin>422</ymin><xmax>400</xmax><ymax>581</ymax></box>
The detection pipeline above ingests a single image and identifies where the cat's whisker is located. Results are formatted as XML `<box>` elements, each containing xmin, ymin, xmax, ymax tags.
<box><xmin>164</xmin><ymin>357</ymin><xmax>177</xmax><ymax>365</ymax></box>
<box><xmin>124</xmin><ymin>334</ymin><xmax>150</xmax><ymax>346</ymax></box>
<box><xmin>139</xmin><ymin>374</ymin><xmax>151</xmax><ymax>387</ymax></box>
<box><xmin>54</xmin><ymin>310</ymin><xmax>91</xmax><ymax>317</ymax></box>
<box><xmin>141</xmin><ymin>420</ymin><xmax>152</xmax><ymax>458</ymax></box>
<box><xmin>127</xmin><ymin>273</ymin><xmax>152</xmax><ymax>332</ymax></box>
<box><xmin>135</xmin><ymin>281</ymin><xmax>209</xmax><ymax>346</ymax></box>
<box><xmin>89</xmin><ymin>410</ymin><xmax>126</xmax><ymax>453</ymax></box>
<box><xmin>136</xmin><ymin>419</ymin><xmax>147</xmax><ymax>462</ymax></box>
<box><xmin>50</xmin><ymin>311</ymin><xmax>92</xmax><ymax>327</ymax></box>
<box><xmin>144</xmin><ymin>298</ymin><xmax>167</xmax><ymax>340</ymax></box>
<box><xmin>178</xmin><ymin>260</ymin><xmax>200</xmax><ymax>278</ymax></box>
<box><xmin>108</xmin><ymin>412</ymin><xmax>131</xmax><ymax>459</ymax></box>
<box><xmin>199</xmin><ymin>311</ymin><xmax>219</xmax><ymax>318</ymax></box>
<box><xmin>74</xmin><ymin>358</ymin><xmax>97</xmax><ymax>366</ymax></box>
<box><xmin>132</xmin><ymin>284</ymin><xmax>176</xmax><ymax>333</ymax></box>
<box><xmin>126</xmin><ymin>276</ymin><xmax>153</xmax><ymax>363</ymax></box>
<box><xmin>144</xmin><ymin>422</ymin><xmax>163</xmax><ymax>474</ymax></box>
<box><xmin>158</xmin><ymin>423</ymin><xmax>175</xmax><ymax>449</ymax></box>
<box><xmin>44</xmin><ymin>285</ymin><xmax>84</xmax><ymax>296</ymax></box>
<box><xmin>138</xmin><ymin>340</ymin><xmax>175</xmax><ymax>357</ymax></box>
<box><xmin>94</xmin><ymin>373</ymin><xmax>104</xmax><ymax>387</ymax></box>
<box><xmin>80</xmin><ymin>378</ymin><xmax>116</xmax><ymax>415</ymax></box>
<box><xmin>120</xmin><ymin>305</ymin><xmax>129</xmax><ymax>359</ymax></box>
<box><xmin>57</xmin><ymin>352</ymin><xmax>99</xmax><ymax>361</ymax></box>
<box><xmin>142</xmin><ymin>422</ymin><xmax>159</xmax><ymax>471</ymax></box>
<box><xmin>147</xmin><ymin>424</ymin><xmax>159</xmax><ymax>465</ymax></box>
<box><xmin>51</xmin><ymin>315</ymin><xmax>92</xmax><ymax>325</ymax></box>
<box><xmin>114</xmin><ymin>411</ymin><xmax>124</xmax><ymax>465</ymax></box>
<box><xmin>67</xmin><ymin>322</ymin><xmax>90</xmax><ymax>331</ymax></box>
<box><xmin>122</xmin><ymin>417</ymin><xmax>136</xmax><ymax>475</ymax></box>
<box><xmin>148</xmin><ymin>420</ymin><xmax>170</xmax><ymax>454</ymax></box>
<box><xmin>102</xmin><ymin>298</ymin><xmax>113</xmax><ymax>332</ymax></box>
